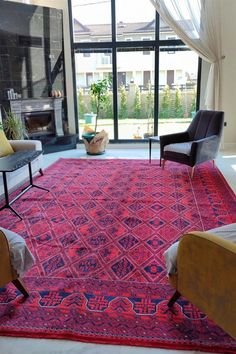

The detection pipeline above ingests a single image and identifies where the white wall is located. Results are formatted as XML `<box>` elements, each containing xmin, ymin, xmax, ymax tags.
<box><xmin>200</xmin><ymin>0</ymin><xmax>236</xmax><ymax>146</ymax></box>
<box><xmin>220</xmin><ymin>0</ymin><xmax>236</xmax><ymax>146</ymax></box>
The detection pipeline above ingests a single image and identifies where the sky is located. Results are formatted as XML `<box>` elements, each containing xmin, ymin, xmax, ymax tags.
<box><xmin>72</xmin><ymin>0</ymin><xmax>155</xmax><ymax>24</ymax></box>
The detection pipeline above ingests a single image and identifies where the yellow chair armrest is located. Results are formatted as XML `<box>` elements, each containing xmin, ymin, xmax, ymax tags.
<box><xmin>176</xmin><ymin>231</ymin><xmax>236</xmax><ymax>339</ymax></box>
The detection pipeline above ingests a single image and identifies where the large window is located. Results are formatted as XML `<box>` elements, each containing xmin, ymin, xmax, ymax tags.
<box><xmin>72</xmin><ymin>0</ymin><xmax>112</xmax><ymax>43</ymax></box>
<box><xmin>117</xmin><ymin>49</ymin><xmax>155</xmax><ymax>139</ymax></box>
<box><xmin>158</xmin><ymin>47</ymin><xmax>198</xmax><ymax>136</ymax></box>
<box><xmin>71</xmin><ymin>1</ymin><xmax>200</xmax><ymax>141</ymax></box>
<box><xmin>115</xmin><ymin>0</ymin><xmax>155</xmax><ymax>42</ymax></box>
<box><xmin>75</xmin><ymin>49</ymin><xmax>114</xmax><ymax>139</ymax></box>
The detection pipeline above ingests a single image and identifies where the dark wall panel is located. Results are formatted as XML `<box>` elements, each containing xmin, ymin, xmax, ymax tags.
<box><xmin>0</xmin><ymin>1</ymin><xmax>65</xmax><ymax>102</ymax></box>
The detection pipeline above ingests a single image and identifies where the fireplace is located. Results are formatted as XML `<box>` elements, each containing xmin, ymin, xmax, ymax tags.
<box><xmin>24</xmin><ymin>111</ymin><xmax>54</xmax><ymax>137</ymax></box>
<box><xmin>9</xmin><ymin>98</ymin><xmax>77</xmax><ymax>154</ymax></box>
<box><xmin>10</xmin><ymin>97</ymin><xmax>64</xmax><ymax>137</ymax></box>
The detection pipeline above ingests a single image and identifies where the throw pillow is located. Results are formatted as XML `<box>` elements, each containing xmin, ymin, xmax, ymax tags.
<box><xmin>0</xmin><ymin>130</ymin><xmax>14</xmax><ymax>157</ymax></box>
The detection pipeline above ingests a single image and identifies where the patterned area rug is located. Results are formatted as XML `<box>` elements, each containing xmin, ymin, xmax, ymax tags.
<box><xmin>0</xmin><ymin>159</ymin><xmax>236</xmax><ymax>352</ymax></box>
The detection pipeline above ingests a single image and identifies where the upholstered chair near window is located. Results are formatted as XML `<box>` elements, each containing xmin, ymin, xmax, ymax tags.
<box><xmin>160</xmin><ymin>110</ymin><xmax>224</xmax><ymax>178</ymax></box>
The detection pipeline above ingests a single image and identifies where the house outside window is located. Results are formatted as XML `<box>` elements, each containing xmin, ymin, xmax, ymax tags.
<box><xmin>71</xmin><ymin>0</ymin><xmax>199</xmax><ymax>141</ymax></box>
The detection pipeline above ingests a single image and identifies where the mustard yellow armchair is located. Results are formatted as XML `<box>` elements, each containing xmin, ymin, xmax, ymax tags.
<box><xmin>167</xmin><ymin>231</ymin><xmax>236</xmax><ymax>339</ymax></box>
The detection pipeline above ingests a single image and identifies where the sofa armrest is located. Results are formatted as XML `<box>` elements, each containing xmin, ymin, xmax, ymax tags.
<box><xmin>9</xmin><ymin>140</ymin><xmax>42</xmax><ymax>152</ymax></box>
<box><xmin>176</xmin><ymin>231</ymin><xmax>236</xmax><ymax>339</ymax></box>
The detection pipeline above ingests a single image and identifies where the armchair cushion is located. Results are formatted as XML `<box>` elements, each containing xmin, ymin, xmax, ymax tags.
<box><xmin>164</xmin><ymin>142</ymin><xmax>192</xmax><ymax>155</ymax></box>
<box><xmin>164</xmin><ymin>223</ymin><xmax>236</xmax><ymax>275</ymax></box>
<box><xmin>0</xmin><ymin>130</ymin><xmax>14</xmax><ymax>157</ymax></box>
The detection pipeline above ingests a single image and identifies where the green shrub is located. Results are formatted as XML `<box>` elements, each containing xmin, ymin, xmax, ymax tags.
<box><xmin>174</xmin><ymin>87</ymin><xmax>184</xmax><ymax>118</ymax></box>
<box><xmin>133</xmin><ymin>85</ymin><xmax>142</xmax><ymax>118</ymax></box>
<box><xmin>119</xmin><ymin>84</ymin><xmax>128</xmax><ymax>119</ymax></box>
<box><xmin>159</xmin><ymin>85</ymin><xmax>170</xmax><ymax>118</ymax></box>
<box><xmin>78</xmin><ymin>88</ymin><xmax>86</xmax><ymax>119</ymax></box>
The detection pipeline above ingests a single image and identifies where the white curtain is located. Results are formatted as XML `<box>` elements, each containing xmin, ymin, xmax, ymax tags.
<box><xmin>149</xmin><ymin>0</ymin><xmax>224</xmax><ymax>110</ymax></box>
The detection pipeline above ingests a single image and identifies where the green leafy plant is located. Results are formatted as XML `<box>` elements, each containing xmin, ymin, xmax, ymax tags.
<box><xmin>159</xmin><ymin>85</ymin><xmax>170</xmax><ymax>118</ymax></box>
<box><xmin>174</xmin><ymin>87</ymin><xmax>184</xmax><ymax>118</ymax></box>
<box><xmin>2</xmin><ymin>110</ymin><xmax>27</xmax><ymax>140</ymax></box>
<box><xmin>102</xmin><ymin>90</ymin><xmax>113</xmax><ymax>118</ymax></box>
<box><xmin>145</xmin><ymin>82</ymin><xmax>154</xmax><ymax>135</ymax></box>
<box><xmin>90</xmin><ymin>75</ymin><xmax>112</xmax><ymax>132</ymax></box>
<box><xmin>133</xmin><ymin>85</ymin><xmax>142</xmax><ymax>119</ymax></box>
<box><xmin>119</xmin><ymin>84</ymin><xmax>128</xmax><ymax>119</ymax></box>
<box><xmin>78</xmin><ymin>88</ymin><xmax>86</xmax><ymax>119</ymax></box>
<box><xmin>190</xmin><ymin>88</ymin><xmax>196</xmax><ymax>117</ymax></box>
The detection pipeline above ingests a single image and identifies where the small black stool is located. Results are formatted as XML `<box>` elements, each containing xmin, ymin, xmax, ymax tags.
<box><xmin>149</xmin><ymin>136</ymin><xmax>160</xmax><ymax>165</ymax></box>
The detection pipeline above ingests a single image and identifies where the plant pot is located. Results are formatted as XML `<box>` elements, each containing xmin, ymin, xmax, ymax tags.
<box><xmin>82</xmin><ymin>130</ymin><xmax>109</xmax><ymax>155</ymax></box>
<box><xmin>143</xmin><ymin>132</ymin><xmax>153</xmax><ymax>139</ymax></box>
<box><xmin>84</xmin><ymin>113</ymin><xmax>96</xmax><ymax>124</ymax></box>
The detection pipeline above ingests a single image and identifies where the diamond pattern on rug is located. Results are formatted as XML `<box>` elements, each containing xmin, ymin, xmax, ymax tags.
<box><xmin>0</xmin><ymin>159</ymin><xmax>236</xmax><ymax>352</ymax></box>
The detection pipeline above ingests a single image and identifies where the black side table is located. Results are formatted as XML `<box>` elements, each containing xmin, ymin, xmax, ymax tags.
<box><xmin>149</xmin><ymin>136</ymin><xmax>161</xmax><ymax>165</ymax></box>
<box><xmin>0</xmin><ymin>150</ymin><xmax>49</xmax><ymax>219</ymax></box>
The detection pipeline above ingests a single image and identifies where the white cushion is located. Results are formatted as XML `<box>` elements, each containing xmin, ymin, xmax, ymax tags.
<box><xmin>0</xmin><ymin>227</ymin><xmax>35</xmax><ymax>277</ymax></box>
<box><xmin>164</xmin><ymin>142</ymin><xmax>192</xmax><ymax>156</ymax></box>
<box><xmin>208</xmin><ymin>223</ymin><xmax>236</xmax><ymax>242</ymax></box>
<box><xmin>9</xmin><ymin>139</ymin><xmax>42</xmax><ymax>152</ymax></box>
<box><xmin>164</xmin><ymin>223</ymin><xmax>236</xmax><ymax>275</ymax></box>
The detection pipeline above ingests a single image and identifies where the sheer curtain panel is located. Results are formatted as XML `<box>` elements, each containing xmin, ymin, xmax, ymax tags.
<box><xmin>149</xmin><ymin>0</ymin><xmax>224</xmax><ymax>110</ymax></box>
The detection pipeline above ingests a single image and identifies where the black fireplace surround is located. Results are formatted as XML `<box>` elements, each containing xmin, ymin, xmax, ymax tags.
<box><xmin>0</xmin><ymin>2</ymin><xmax>77</xmax><ymax>153</ymax></box>
<box><xmin>24</xmin><ymin>111</ymin><xmax>54</xmax><ymax>137</ymax></box>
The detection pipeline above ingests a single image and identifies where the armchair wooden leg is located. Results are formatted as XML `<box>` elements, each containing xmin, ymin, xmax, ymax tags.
<box><xmin>12</xmin><ymin>278</ymin><xmax>29</xmax><ymax>298</ymax></box>
<box><xmin>191</xmin><ymin>166</ymin><xmax>195</xmax><ymax>179</ymax></box>
<box><xmin>212</xmin><ymin>160</ymin><xmax>215</xmax><ymax>168</ymax></box>
<box><xmin>162</xmin><ymin>159</ymin><xmax>166</xmax><ymax>170</ymax></box>
<box><xmin>39</xmin><ymin>168</ymin><xmax>44</xmax><ymax>176</ymax></box>
<box><xmin>167</xmin><ymin>290</ymin><xmax>181</xmax><ymax>308</ymax></box>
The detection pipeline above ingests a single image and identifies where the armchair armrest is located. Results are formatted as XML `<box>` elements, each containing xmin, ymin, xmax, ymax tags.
<box><xmin>160</xmin><ymin>132</ymin><xmax>189</xmax><ymax>157</ymax></box>
<box><xmin>190</xmin><ymin>135</ymin><xmax>220</xmax><ymax>165</ymax></box>
<box><xmin>9</xmin><ymin>140</ymin><xmax>42</xmax><ymax>152</ymax></box>
<box><xmin>176</xmin><ymin>231</ymin><xmax>236</xmax><ymax>339</ymax></box>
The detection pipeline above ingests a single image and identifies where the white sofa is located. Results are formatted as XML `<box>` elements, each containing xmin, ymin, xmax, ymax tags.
<box><xmin>0</xmin><ymin>140</ymin><xmax>43</xmax><ymax>197</ymax></box>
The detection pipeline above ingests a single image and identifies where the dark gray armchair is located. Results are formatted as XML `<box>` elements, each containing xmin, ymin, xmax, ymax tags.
<box><xmin>160</xmin><ymin>110</ymin><xmax>224</xmax><ymax>178</ymax></box>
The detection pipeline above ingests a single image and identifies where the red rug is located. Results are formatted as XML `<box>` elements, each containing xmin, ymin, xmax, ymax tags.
<box><xmin>0</xmin><ymin>159</ymin><xmax>236</xmax><ymax>352</ymax></box>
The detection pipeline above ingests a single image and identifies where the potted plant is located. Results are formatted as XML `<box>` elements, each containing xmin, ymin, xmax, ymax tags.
<box><xmin>82</xmin><ymin>75</ymin><xmax>111</xmax><ymax>155</ymax></box>
<box><xmin>2</xmin><ymin>109</ymin><xmax>27</xmax><ymax>140</ymax></box>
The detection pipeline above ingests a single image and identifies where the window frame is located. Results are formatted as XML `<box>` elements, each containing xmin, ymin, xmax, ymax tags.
<box><xmin>69</xmin><ymin>0</ymin><xmax>201</xmax><ymax>142</ymax></box>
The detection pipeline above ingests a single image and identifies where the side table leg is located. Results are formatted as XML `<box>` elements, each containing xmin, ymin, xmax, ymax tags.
<box><xmin>0</xmin><ymin>172</ymin><xmax>23</xmax><ymax>220</ymax></box>
<box><xmin>28</xmin><ymin>162</ymin><xmax>49</xmax><ymax>192</ymax></box>
<box><xmin>149</xmin><ymin>139</ymin><xmax>152</xmax><ymax>163</ymax></box>
<box><xmin>2</xmin><ymin>172</ymin><xmax>9</xmax><ymax>206</ymax></box>
<box><xmin>8</xmin><ymin>205</ymin><xmax>23</xmax><ymax>220</ymax></box>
